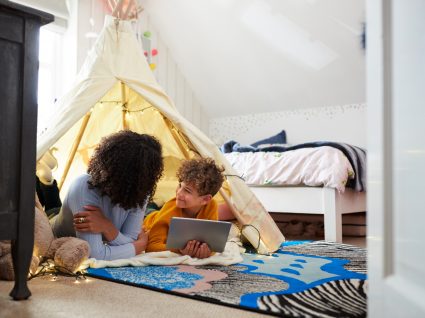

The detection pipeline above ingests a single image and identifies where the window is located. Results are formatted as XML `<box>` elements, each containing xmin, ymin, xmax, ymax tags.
<box><xmin>37</xmin><ymin>27</ymin><xmax>63</xmax><ymax>133</ymax></box>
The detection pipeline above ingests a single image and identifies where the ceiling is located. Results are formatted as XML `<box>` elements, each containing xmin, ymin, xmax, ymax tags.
<box><xmin>11</xmin><ymin>0</ymin><xmax>366</xmax><ymax>119</ymax></box>
<box><xmin>141</xmin><ymin>0</ymin><xmax>365</xmax><ymax>118</ymax></box>
<box><xmin>10</xmin><ymin>0</ymin><xmax>69</xmax><ymax>18</ymax></box>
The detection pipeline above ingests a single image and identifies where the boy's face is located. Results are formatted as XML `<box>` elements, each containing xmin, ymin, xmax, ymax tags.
<box><xmin>175</xmin><ymin>181</ymin><xmax>211</xmax><ymax>210</ymax></box>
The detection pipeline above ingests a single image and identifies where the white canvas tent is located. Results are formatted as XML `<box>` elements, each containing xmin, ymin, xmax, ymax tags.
<box><xmin>36</xmin><ymin>15</ymin><xmax>284</xmax><ymax>254</ymax></box>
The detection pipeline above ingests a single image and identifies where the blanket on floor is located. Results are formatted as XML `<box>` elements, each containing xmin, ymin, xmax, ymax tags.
<box><xmin>82</xmin><ymin>241</ymin><xmax>243</xmax><ymax>269</ymax></box>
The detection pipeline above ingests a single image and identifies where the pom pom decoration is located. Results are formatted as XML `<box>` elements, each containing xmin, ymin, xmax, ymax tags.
<box><xmin>143</xmin><ymin>31</ymin><xmax>151</xmax><ymax>38</ymax></box>
<box><xmin>149</xmin><ymin>63</ymin><xmax>156</xmax><ymax>70</ymax></box>
<box><xmin>151</xmin><ymin>49</ymin><xmax>158</xmax><ymax>56</ymax></box>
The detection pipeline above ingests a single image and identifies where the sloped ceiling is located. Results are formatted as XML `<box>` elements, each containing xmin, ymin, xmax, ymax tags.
<box><xmin>10</xmin><ymin>0</ymin><xmax>69</xmax><ymax>18</ymax></box>
<box><xmin>142</xmin><ymin>0</ymin><xmax>365</xmax><ymax>118</ymax></box>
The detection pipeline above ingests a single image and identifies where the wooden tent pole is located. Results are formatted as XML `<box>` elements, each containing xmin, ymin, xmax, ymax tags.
<box><xmin>111</xmin><ymin>0</ymin><xmax>124</xmax><ymax>18</ymax></box>
<box><xmin>121</xmin><ymin>81</ymin><xmax>127</xmax><ymax>129</ymax></box>
<box><xmin>58</xmin><ymin>111</ymin><xmax>92</xmax><ymax>190</ymax></box>
<box><xmin>122</xmin><ymin>0</ymin><xmax>135</xmax><ymax>20</ymax></box>
<box><xmin>164</xmin><ymin>118</ymin><xmax>191</xmax><ymax>159</ymax></box>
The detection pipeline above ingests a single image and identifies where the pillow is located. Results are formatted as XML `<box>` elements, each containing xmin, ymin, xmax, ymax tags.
<box><xmin>250</xmin><ymin>130</ymin><xmax>287</xmax><ymax>147</ymax></box>
<box><xmin>256</xmin><ymin>143</ymin><xmax>291</xmax><ymax>149</ymax></box>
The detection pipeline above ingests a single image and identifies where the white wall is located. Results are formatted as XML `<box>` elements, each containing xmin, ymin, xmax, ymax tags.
<box><xmin>142</xmin><ymin>0</ymin><xmax>366</xmax><ymax>150</ymax></box>
<box><xmin>19</xmin><ymin>0</ymin><xmax>365</xmax><ymax>142</ymax></box>
<box><xmin>141</xmin><ymin>0</ymin><xmax>365</xmax><ymax>118</ymax></box>
<box><xmin>135</xmin><ymin>12</ymin><xmax>210</xmax><ymax>134</ymax></box>
<box><xmin>210</xmin><ymin>103</ymin><xmax>366</xmax><ymax>148</ymax></box>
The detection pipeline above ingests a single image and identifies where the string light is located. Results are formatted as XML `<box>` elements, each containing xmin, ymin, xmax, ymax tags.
<box><xmin>28</xmin><ymin>257</ymin><xmax>88</xmax><ymax>282</ymax></box>
<box><xmin>126</xmin><ymin>105</ymin><xmax>155</xmax><ymax>113</ymax></box>
<box><xmin>227</xmin><ymin>223</ymin><xmax>272</xmax><ymax>256</ymax></box>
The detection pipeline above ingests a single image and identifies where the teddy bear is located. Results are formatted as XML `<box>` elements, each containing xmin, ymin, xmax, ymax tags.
<box><xmin>0</xmin><ymin>197</ymin><xmax>90</xmax><ymax>281</ymax></box>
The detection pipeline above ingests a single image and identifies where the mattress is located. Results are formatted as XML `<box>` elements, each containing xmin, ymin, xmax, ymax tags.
<box><xmin>223</xmin><ymin>146</ymin><xmax>354</xmax><ymax>192</ymax></box>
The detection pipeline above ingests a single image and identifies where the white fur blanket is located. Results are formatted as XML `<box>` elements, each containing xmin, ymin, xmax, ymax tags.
<box><xmin>82</xmin><ymin>241</ymin><xmax>243</xmax><ymax>269</ymax></box>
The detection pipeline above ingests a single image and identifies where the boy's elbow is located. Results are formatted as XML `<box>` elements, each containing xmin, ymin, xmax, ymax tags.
<box><xmin>146</xmin><ymin>243</ymin><xmax>166</xmax><ymax>253</ymax></box>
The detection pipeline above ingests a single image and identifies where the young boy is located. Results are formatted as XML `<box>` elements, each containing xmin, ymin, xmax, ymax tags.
<box><xmin>143</xmin><ymin>157</ymin><xmax>225</xmax><ymax>259</ymax></box>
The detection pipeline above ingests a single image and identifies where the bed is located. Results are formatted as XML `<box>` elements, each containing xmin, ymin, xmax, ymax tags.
<box><xmin>221</xmin><ymin>133</ymin><xmax>367</xmax><ymax>243</ymax></box>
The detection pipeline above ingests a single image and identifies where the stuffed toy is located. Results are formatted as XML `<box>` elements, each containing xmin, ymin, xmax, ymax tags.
<box><xmin>0</xmin><ymin>197</ymin><xmax>90</xmax><ymax>281</ymax></box>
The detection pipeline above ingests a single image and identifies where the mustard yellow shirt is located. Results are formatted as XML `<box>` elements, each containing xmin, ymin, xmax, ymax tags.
<box><xmin>143</xmin><ymin>197</ymin><xmax>218</xmax><ymax>252</ymax></box>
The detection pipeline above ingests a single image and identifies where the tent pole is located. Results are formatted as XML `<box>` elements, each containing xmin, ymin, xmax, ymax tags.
<box><xmin>121</xmin><ymin>81</ymin><xmax>127</xmax><ymax>129</ymax></box>
<box><xmin>58</xmin><ymin>111</ymin><xmax>92</xmax><ymax>191</ymax></box>
<box><xmin>218</xmin><ymin>187</ymin><xmax>269</xmax><ymax>254</ymax></box>
<box><xmin>112</xmin><ymin>0</ymin><xmax>125</xmax><ymax>18</ymax></box>
<box><xmin>164</xmin><ymin>118</ymin><xmax>191</xmax><ymax>159</ymax></box>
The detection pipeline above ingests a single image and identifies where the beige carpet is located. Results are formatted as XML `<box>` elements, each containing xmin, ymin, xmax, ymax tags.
<box><xmin>0</xmin><ymin>276</ymin><xmax>264</xmax><ymax>318</ymax></box>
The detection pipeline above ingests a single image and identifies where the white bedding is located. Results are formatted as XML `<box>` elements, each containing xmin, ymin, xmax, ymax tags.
<box><xmin>224</xmin><ymin>146</ymin><xmax>354</xmax><ymax>192</ymax></box>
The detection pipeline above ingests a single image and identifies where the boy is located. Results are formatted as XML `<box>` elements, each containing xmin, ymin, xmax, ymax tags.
<box><xmin>143</xmin><ymin>157</ymin><xmax>225</xmax><ymax>259</ymax></box>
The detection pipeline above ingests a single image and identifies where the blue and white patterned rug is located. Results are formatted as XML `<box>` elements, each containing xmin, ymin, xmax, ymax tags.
<box><xmin>87</xmin><ymin>241</ymin><xmax>367</xmax><ymax>317</ymax></box>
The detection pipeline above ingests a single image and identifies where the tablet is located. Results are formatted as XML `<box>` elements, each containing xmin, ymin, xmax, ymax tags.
<box><xmin>166</xmin><ymin>217</ymin><xmax>232</xmax><ymax>253</ymax></box>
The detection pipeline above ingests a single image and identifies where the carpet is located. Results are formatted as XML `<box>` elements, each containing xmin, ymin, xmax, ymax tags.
<box><xmin>87</xmin><ymin>241</ymin><xmax>367</xmax><ymax>317</ymax></box>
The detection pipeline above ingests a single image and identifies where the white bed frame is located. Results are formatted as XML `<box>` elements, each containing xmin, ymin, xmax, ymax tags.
<box><xmin>249</xmin><ymin>186</ymin><xmax>366</xmax><ymax>243</ymax></box>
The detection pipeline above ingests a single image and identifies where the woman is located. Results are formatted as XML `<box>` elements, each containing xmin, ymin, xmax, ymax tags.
<box><xmin>51</xmin><ymin>130</ymin><xmax>164</xmax><ymax>260</ymax></box>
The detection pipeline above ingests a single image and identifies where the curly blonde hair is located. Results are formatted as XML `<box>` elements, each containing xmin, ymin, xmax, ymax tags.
<box><xmin>176</xmin><ymin>158</ymin><xmax>225</xmax><ymax>196</ymax></box>
<box><xmin>87</xmin><ymin>131</ymin><xmax>163</xmax><ymax>210</ymax></box>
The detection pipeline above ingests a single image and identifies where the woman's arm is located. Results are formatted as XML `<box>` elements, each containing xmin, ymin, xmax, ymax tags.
<box><xmin>108</xmin><ymin>203</ymin><xmax>146</xmax><ymax>246</ymax></box>
<box><xmin>65</xmin><ymin>175</ymin><xmax>140</xmax><ymax>259</ymax></box>
<box><xmin>75</xmin><ymin>229</ymin><xmax>136</xmax><ymax>260</ymax></box>
<box><xmin>73</xmin><ymin>200</ymin><xmax>146</xmax><ymax>246</ymax></box>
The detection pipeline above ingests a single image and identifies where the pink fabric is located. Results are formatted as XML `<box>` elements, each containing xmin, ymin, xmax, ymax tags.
<box><xmin>175</xmin><ymin>265</ymin><xmax>227</xmax><ymax>293</ymax></box>
<box><xmin>224</xmin><ymin>146</ymin><xmax>354</xmax><ymax>192</ymax></box>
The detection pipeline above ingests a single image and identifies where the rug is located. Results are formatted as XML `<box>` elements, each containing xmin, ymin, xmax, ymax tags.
<box><xmin>87</xmin><ymin>241</ymin><xmax>367</xmax><ymax>317</ymax></box>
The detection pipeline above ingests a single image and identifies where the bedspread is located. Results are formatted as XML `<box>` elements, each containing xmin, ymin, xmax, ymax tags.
<box><xmin>223</xmin><ymin>146</ymin><xmax>354</xmax><ymax>192</ymax></box>
<box><xmin>221</xmin><ymin>140</ymin><xmax>366</xmax><ymax>191</ymax></box>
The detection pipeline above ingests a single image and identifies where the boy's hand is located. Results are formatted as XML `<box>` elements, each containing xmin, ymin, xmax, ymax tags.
<box><xmin>179</xmin><ymin>240</ymin><xmax>199</xmax><ymax>257</ymax></box>
<box><xmin>194</xmin><ymin>243</ymin><xmax>212</xmax><ymax>259</ymax></box>
<box><xmin>179</xmin><ymin>240</ymin><xmax>211</xmax><ymax>259</ymax></box>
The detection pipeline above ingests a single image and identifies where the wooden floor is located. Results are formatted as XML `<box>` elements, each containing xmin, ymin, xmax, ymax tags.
<box><xmin>271</xmin><ymin>211</ymin><xmax>367</xmax><ymax>248</ymax></box>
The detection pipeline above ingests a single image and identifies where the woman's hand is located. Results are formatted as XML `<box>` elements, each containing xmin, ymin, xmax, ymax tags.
<box><xmin>133</xmin><ymin>227</ymin><xmax>149</xmax><ymax>255</ymax></box>
<box><xmin>179</xmin><ymin>240</ymin><xmax>212</xmax><ymax>259</ymax></box>
<box><xmin>74</xmin><ymin>205</ymin><xmax>118</xmax><ymax>241</ymax></box>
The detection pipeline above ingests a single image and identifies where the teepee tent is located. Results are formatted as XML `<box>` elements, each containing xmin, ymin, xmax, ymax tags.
<box><xmin>36</xmin><ymin>14</ymin><xmax>284</xmax><ymax>254</ymax></box>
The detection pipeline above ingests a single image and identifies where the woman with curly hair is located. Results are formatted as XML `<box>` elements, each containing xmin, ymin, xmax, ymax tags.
<box><xmin>51</xmin><ymin>130</ymin><xmax>164</xmax><ymax>260</ymax></box>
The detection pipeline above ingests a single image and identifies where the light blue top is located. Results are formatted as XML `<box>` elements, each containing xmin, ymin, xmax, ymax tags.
<box><xmin>52</xmin><ymin>174</ymin><xmax>145</xmax><ymax>261</ymax></box>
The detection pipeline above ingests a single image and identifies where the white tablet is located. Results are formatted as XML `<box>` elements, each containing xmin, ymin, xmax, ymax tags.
<box><xmin>166</xmin><ymin>217</ymin><xmax>232</xmax><ymax>253</ymax></box>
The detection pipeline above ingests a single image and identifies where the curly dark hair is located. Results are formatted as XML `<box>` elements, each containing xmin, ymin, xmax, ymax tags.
<box><xmin>176</xmin><ymin>158</ymin><xmax>225</xmax><ymax>196</ymax></box>
<box><xmin>87</xmin><ymin>131</ymin><xmax>163</xmax><ymax>210</ymax></box>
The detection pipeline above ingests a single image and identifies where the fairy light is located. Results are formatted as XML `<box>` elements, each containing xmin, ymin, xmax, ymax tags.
<box><xmin>125</xmin><ymin>105</ymin><xmax>155</xmax><ymax>113</ymax></box>
<box><xmin>28</xmin><ymin>257</ymin><xmax>88</xmax><ymax>282</ymax></box>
